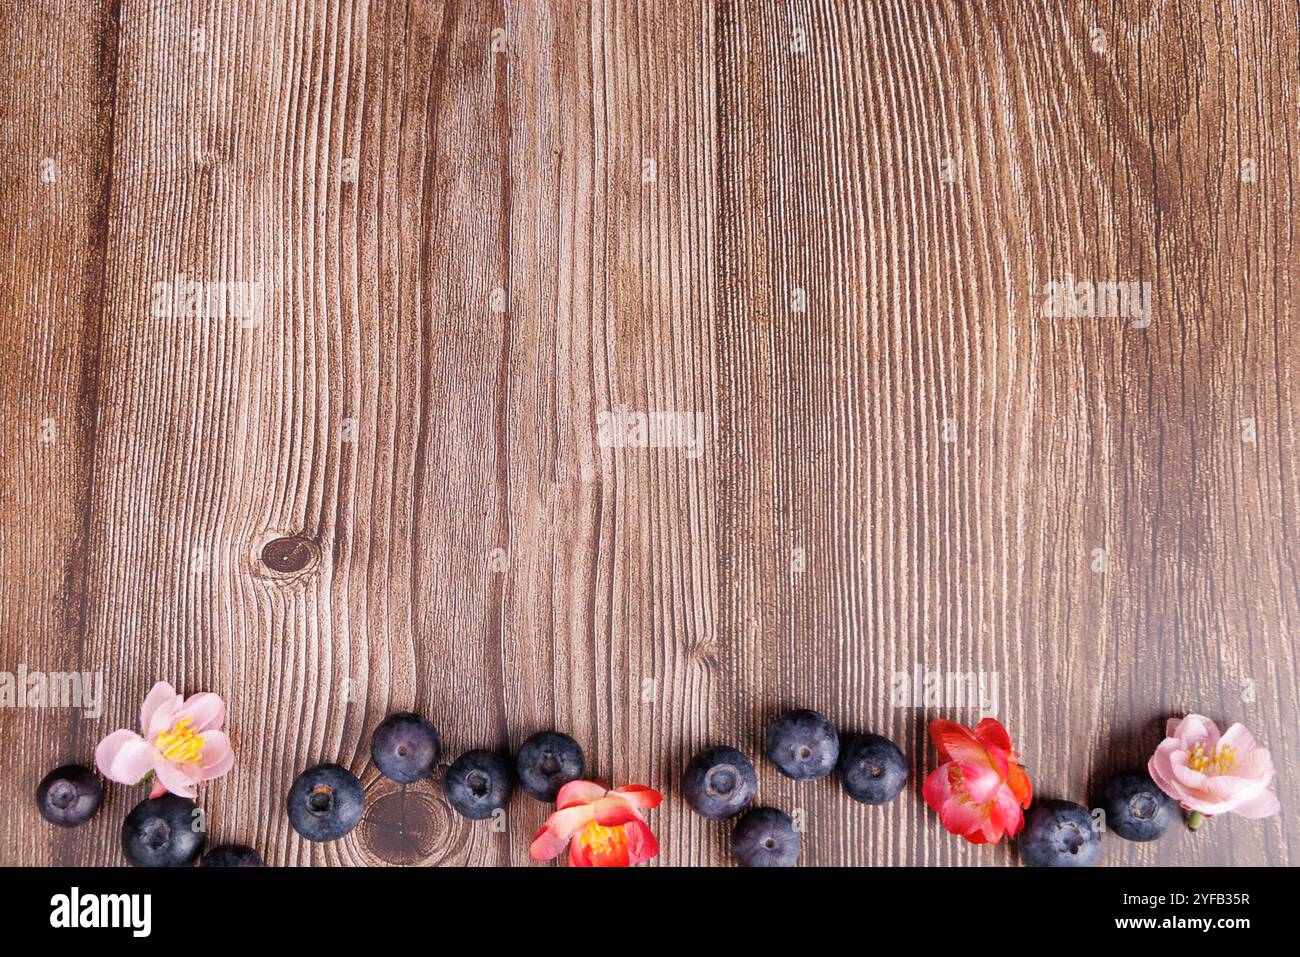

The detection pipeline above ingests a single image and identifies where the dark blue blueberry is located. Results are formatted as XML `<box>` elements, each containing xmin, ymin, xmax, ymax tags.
<box><xmin>1101</xmin><ymin>770</ymin><xmax>1177</xmax><ymax>842</ymax></box>
<box><xmin>36</xmin><ymin>765</ymin><xmax>102</xmax><ymax>828</ymax></box>
<box><xmin>444</xmin><ymin>750</ymin><xmax>514</xmax><ymax>820</ymax></box>
<box><xmin>837</xmin><ymin>734</ymin><xmax>908</xmax><ymax>805</ymax></box>
<box><xmin>371</xmin><ymin>712</ymin><xmax>441</xmax><ymax>783</ymax></box>
<box><xmin>765</xmin><ymin>710</ymin><xmax>839</xmax><ymax>781</ymax></box>
<box><xmin>1019</xmin><ymin>799</ymin><xmax>1102</xmax><ymax>867</ymax></box>
<box><xmin>121</xmin><ymin>794</ymin><xmax>205</xmax><ymax>867</ymax></box>
<box><xmin>516</xmin><ymin>732</ymin><xmax>585</xmax><ymax>801</ymax></box>
<box><xmin>286</xmin><ymin>764</ymin><xmax>364</xmax><ymax>841</ymax></box>
<box><xmin>200</xmin><ymin>844</ymin><xmax>264</xmax><ymax>867</ymax></box>
<box><xmin>683</xmin><ymin>747</ymin><xmax>757</xmax><ymax>820</ymax></box>
<box><xmin>732</xmin><ymin>807</ymin><xmax>800</xmax><ymax>867</ymax></box>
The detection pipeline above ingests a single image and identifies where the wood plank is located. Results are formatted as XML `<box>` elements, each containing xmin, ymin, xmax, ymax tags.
<box><xmin>0</xmin><ymin>0</ymin><xmax>117</xmax><ymax>867</ymax></box>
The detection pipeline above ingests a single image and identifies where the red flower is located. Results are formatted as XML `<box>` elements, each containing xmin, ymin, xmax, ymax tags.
<box><xmin>923</xmin><ymin>718</ymin><xmax>1032</xmax><ymax>844</ymax></box>
<box><xmin>529</xmin><ymin>780</ymin><xmax>663</xmax><ymax>866</ymax></box>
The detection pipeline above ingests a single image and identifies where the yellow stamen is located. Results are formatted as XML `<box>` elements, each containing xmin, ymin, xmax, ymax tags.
<box><xmin>1187</xmin><ymin>742</ymin><xmax>1237</xmax><ymax>775</ymax></box>
<box><xmin>578</xmin><ymin>819</ymin><xmax>626</xmax><ymax>857</ymax></box>
<box><xmin>155</xmin><ymin>717</ymin><xmax>205</xmax><ymax>764</ymax></box>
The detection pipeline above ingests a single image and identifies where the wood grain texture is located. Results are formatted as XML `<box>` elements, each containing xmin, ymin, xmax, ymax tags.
<box><xmin>0</xmin><ymin>0</ymin><xmax>1295</xmax><ymax>867</ymax></box>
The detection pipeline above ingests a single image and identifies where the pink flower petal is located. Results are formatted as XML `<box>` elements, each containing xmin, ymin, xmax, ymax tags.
<box><xmin>197</xmin><ymin>731</ymin><xmax>235</xmax><ymax>777</ymax></box>
<box><xmin>1232</xmin><ymin>788</ymin><xmax>1281</xmax><ymax>819</ymax></box>
<box><xmin>624</xmin><ymin>818</ymin><xmax>659</xmax><ymax>864</ymax></box>
<box><xmin>940</xmin><ymin>796</ymin><xmax>989</xmax><ymax>840</ymax></box>
<box><xmin>555</xmin><ymin>779</ymin><xmax>606</xmax><ymax>809</ymax></box>
<box><xmin>1217</xmin><ymin>723</ymin><xmax>1259</xmax><ymax>754</ymax></box>
<box><xmin>1148</xmin><ymin>742</ymin><xmax>1183</xmax><ymax>798</ymax></box>
<box><xmin>611</xmin><ymin>784</ymin><xmax>663</xmax><ymax>810</ymax></box>
<box><xmin>95</xmin><ymin>729</ymin><xmax>155</xmax><ymax>785</ymax></box>
<box><xmin>529</xmin><ymin>823</ymin><xmax>572</xmax><ymax>861</ymax></box>
<box><xmin>1174</xmin><ymin>714</ymin><xmax>1220</xmax><ymax>749</ymax></box>
<box><xmin>141</xmin><ymin>682</ymin><xmax>183</xmax><ymax>739</ymax></box>
<box><xmin>539</xmin><ymin>803</ymin><xmax>594</xmax><ymax>843</ymax></box>
<box><xmin>973</xmin><ymin>718</ymin><xmax>1013</xmax><ymax>756</ymax></box>
<box><xmin>929</xmin><ymin>720</ymin><xmax>994</xmax><ymax>769</ymax></box>
<box><xmin>990</xmin><ymin>785</ymin><xmax>1027</xmax><ymax>839</ymax></box>
<box><xmin>1169</xmin><ymin>752</ymin><xmax>1211</xmax><ymax>794</ymax></box>
<box><xmin>1202</xmin><ymin>774</ymin><xmax>1269</xmax><ymax>808</ymax></box>
<box><xmin>178</xmin><ymin>692</ymin><xmax>226</xmax><ymax>733</ymax></box>
<box><xmin>153</xmin><ymin>759</ymin><xmax>200</xmax><ymax>799</ymax></box>
<box><xmin>592</xmin><ymin>795</ymin><xmax>640</xmax><ymax>827</ymax></box>
<box><xmin>957</xmin><ymin>761</ymin><xmax>1005</xmax><ymax>804</ymax></box>
<box><xmin>923</xmin><ymin>764</ymin><xmax>955</xmax><ymax>810</ymax></box>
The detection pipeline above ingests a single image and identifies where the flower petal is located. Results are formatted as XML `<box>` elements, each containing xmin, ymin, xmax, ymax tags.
<box><xmin>179</xmin><ymin>692</ymin><xmax>226</xmax><ymax>733</ymax></box>
<box><xmin>973</xmin><ymin>718</ymin><xmax>1013</xmax><ymax>756</ymax></box>
<box><xmin>988</xmin><ymin>785</ymin><xmax>1027</xmax><ymax>840</ymax></box>
<box><xmin>1005</xmin><ymin>761</ymin><xmax>1033</xmax><ymax>808</ymax></box>
<box><xmin>592</xmin><ymin>795</ymin><xmax>640</xmax><ymax>827</ymax></box>
<box><xmin>624</xmin><ymin>818</ymin><xmax>660</xmax><ymax>864</ymax></box>
<box><xmin>1148</xmin><ymin>742</ymin><xmax>1183</xmax><ymax>799</ymax></box>
<box><xmin>612</xmin><ymin>784</ymin><xmax>663</xmax><ymax>810</ymax></box>
<box><xmin>939</xmin><ymin>796</ymin><xmax>990</xmax><ymax>841</ymax></box>
<box><xmin>95</xmin><ymin>730</ymin><xmax>154</xmax><ymax>785</ymax></box>
<box><xmin>197</xmin><ymin>730</ymin><xmax>234</xmax><ymax>776</ymax></box>
<box><xmin>922</xmin><ymin>764</ymin><xmax>955</xmax><ymax>812</ymax></box>
<box><xmin>1232</xmin><ymin>788</ymin><xmax>1281</xmax><ymax>819</ymax></box>
<box><xmin>1173</xmin><ymin>714</ymin><xmax>1220</xmax><ymax>748</ymax></box>
<box><xmin>538</xmin><ymin>804</ymin><xmax>594</xmax><ymax>844</ymax></box>
<box><xmin>140</xmin><ymin>682</ymin><xmax>182</xmax><ymax>739</ymax></box>
<box><xmin>1217</xmin><ymin>723</ymin><xmax>1259</xmax><ymax>755</ymax></box>
<box><xmin>153</xmin><ymin>759</ymin><xmax>199</xmax><ymax>799</ymax></box>
<box><xmin>957</xmin><ymin>761</ymin><xmax>1005</xmax><ymax>804</ymax></box>
<box><xmin>530</xmin><ymin>823</ymin><xmax>572</xmax><ymax>861</ymax></box>
<box><xmin>929</xmin><ymin>720</ymin><xmax>994</xmax><ymax>769</ymax></box>
<box><xmin>555</xmin><ymin>779</ymin><xmax>607</xmax><ymax>809</ymax></box>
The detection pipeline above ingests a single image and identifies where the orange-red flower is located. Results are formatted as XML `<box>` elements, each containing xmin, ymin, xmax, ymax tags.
<box><xmin>923</xmin><ymin>718</ymin><xmax>1032</xmax><ymax>844</ymax></box>
<box><xmin>529</xmin><ymin>780</ymin><xmax>663</xmax><ymax>867</ymax></box>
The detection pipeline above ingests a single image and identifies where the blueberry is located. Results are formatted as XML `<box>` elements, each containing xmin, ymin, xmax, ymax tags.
<box><xmin>516</xmin><ymin>732</ymin><xmax>585</xmax><ymax>801</ymax></box>
<box><xmin>36</xmin><ymin>765</ymin><xmax>102</xmax><ymax>827</ymax></box>
<box><xmin>732</xmin><ymin>807</ymin><xmax>801</xmax><ymax>867</ymax></box>
<box><xmin>683</xmin><ymin>747</ymin><xmax>757</xmax><ymax>820</ymax></box>
<box><xmin>1019</xmin><ymin>799</ymin><xmax>1102</xmax><ymax>867</ymax></box>
<box><xmin>765</xmin><ymin>709</ymin><xmax>839</xmax><ymax>781</ymax></box>
<box><xmin>837</xmin><ymin>734</ymin><xmax>908</xmax><ymax>805</ymax></box>
<box><xmin>1101</xmin><ymin>770</ymin><xmax>1177</xmax><ymax>842</ymax></box>
<box><xmin>200</xmin><ymin>844</ymin><xmax>264</xmax><ymax>867</ymax></box>
<box><xmin>444</xmin><ymin>750</ymin><xmax>514</xmax><ymax>819</ymax></box>
<box><xmin>286</xmin><ymin>764</ymin><xmax>364</xmax><ymax>841</ymax></box>
<box><xmin>121</xmin><ymin>794</ymin><xmax>205</xmax><ymax>867</ymax></box>
<box><xmin>371</xmin><ymin>712</ymin><xmax>441</xmax><ymax>783</ymax></box>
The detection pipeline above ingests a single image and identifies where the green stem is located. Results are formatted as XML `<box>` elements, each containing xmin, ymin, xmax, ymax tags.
<box><xmin>1187</xmin><ymin>810</ymin><xmax>1205</xmax><ymax>831</ymax></box>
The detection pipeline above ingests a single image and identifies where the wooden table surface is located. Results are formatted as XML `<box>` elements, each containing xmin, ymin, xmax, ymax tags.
<box><xmin>1</xmin><ymin>0</ymin><xmax>1296</xmax><ymax>867</ymax></box>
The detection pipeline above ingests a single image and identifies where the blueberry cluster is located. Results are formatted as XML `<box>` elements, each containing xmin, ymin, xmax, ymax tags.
<box><xmin>684</xmin><ymin>711</ymin><xmax>1179</xmax><ymax>867</ymax></box>
<box><xmin>1017</xmin><ymin>770</ymin><xmax>1178</xmax><ymax>867</ymax></box>
<box><xmin>37</xmin><ymin>764</ymin><xmax>260</xmax><ymax>867</ymax></box>
<box><xmin>684</xmin><ymin>709</ymin><xmax>909</xmax><ymax>867</ymax></box>
<box><xmin>284</xmin><ymin>714</ymin><xmax>586</xmax><ymax>845</ymax></box>
<box><xmin>36</xmin><ymin>714</ymin><xmax>588</xmax><ymax>866</ymax></box>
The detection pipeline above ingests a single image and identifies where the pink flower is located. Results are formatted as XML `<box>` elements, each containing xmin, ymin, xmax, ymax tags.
<box><xmin>1148</xmin><ymin>715</ymin><xmax>1280</xmax><ymax>820</ymax></box>
<box><xmin>94</xmin><ymin>681</ymin><xmax>234</xmax><ymax>799</ymax></box>
<box><xmin>529</xmin><ymin>780</ymin><xmax>663</xmax><ymax>866</ymax></box>
<box><xmin>923</xmin><ymin>718</ymin><xmax>1033</xmax><ymax>844</ymax></box>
